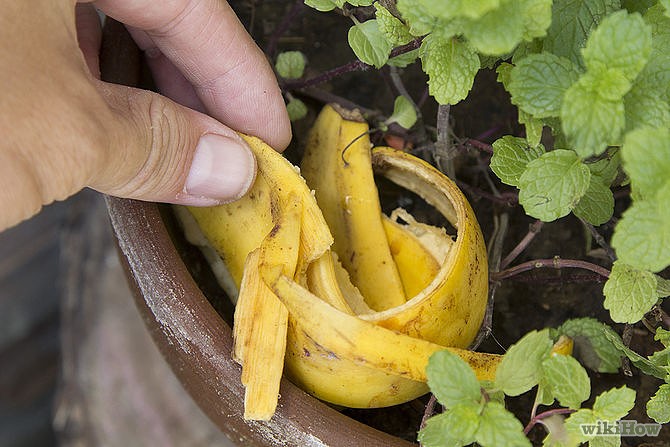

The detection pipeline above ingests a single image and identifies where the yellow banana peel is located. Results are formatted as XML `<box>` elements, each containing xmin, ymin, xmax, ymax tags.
<box><xmin>179</xmin><ymin>104</ymin><xmax>498</xmax><ymax>420</ymax></box>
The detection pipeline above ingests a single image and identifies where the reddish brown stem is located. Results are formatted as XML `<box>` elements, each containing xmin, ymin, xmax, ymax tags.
<box><xmin>491</xmin><ymin>258</ymin><xmax>610</xmax><ymax>282</ymax></box>
<box><xmin>500</xmin><ymin>220</ymin><xmax>544</xmax><ymax>269</ymax></box>
<box><xmin>524</xmin><ymin>408</ymin><xmax>576</xmax><ymax>435</ymax></box>
<box><xmin>283</xmin><ymin>38</ymin><xmax>423</xmax><ymax>90</ymax></box>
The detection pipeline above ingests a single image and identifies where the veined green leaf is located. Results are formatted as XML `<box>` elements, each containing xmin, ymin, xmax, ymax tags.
<box><xmin>275</xmin><ymin>51</ymin><xmax>306</xmax><ymax>79</ymax></box>
<box><xmin>603</xmin><ymin>262</ymin><xmax>658</xmax><ymax>323</ymax></box>
<box><xmin>475</xmin><ymin>402</ymin><xmax>531</xmax><ymax>447</ymax></box>
<box><xmin>582</xmin><ymin>10</ymin><xmax>652</xmax><ymax>81</ymax></box>
<box><xmin>348</xmin><ymin>20</ymin><xmax>393</xmax><ymax>68</ymax></box>
<box><xmin>621</xmin><ymin>126</ymin><xmax>670</xmax><ymax>201</ymax></box>
<box><xmin>375</xmin><ymin>3</ymin><xmax>413</xmax><ymax>46</ymax></box>
<box><xmin>420</xmin><ymin>35</ymin><xmax>480</xmax><ymax>105</ymax></box>
<box><xmin>462</xmin><ymin>1</ymin><xmax>525</xmax><ymax>55</ymax></box>
<box><xmin>542</xmin><ymin>354</ymin><xmax>591</xmax><ymax>409</ymax></box>
<box><xmin>592</xmin><ymin>386</ymin><xmax>636</xmax><ymax>421</ymax></box>
<box><xmin>509</xmin><ymin>53</ymin><xmax>580</xmax><ymax>118</ymax></box>
<box><xmin>647</xmin><ymin>384</ymin><xmax>670</xmax><ymax>424</ymax></box>
<box><xmin>518</xmin><ymin>150</ymin><xmax>591</xmax><ymax>222</ymax></box>
<box><xmin>572</xmin><ymin>175</ymin><xmax>614</xmax><ymax>225</ymax></box>
<box><xmin>561</xmin><ymin>74</ymin><xmax>625</xmax><ymax>158</ymax></box>
<box><xmin>426</xmin><ymin>350</ymin><xmax>482</xmax><ymax>408</ymax></box>
<box><xmin>543</xmin><ymin>0</ymin><xmax>620</xmax><ymax>69</ymax></box>
<box><xmin>495</xmin><ymin>330</ymin><xmax>553</xmax><ymax>396</ymax></box>
<box><xmin>490</xmin><ymin>136</ymin><xmax>546</xmax><ymax>187</ymax></box>
<box><xmin>556</xmin><ymin>318</ymin><xmax>623</xmax><ymax>373</ymax></box>
<box><xmin>611</xmin><ymin>195</ymin><xmax>670</xmax><ymax>273</ymax></box>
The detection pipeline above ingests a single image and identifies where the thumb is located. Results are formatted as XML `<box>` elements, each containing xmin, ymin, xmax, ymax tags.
<box><xmin>92</xmin><ymin>82</ymin><xmax>257</xmax><ymax>206</ymax></box>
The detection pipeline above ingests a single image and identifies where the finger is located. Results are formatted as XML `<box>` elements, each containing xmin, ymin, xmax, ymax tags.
<box><xmin>95</xmin><ymin>0</ymin><xmax>291</xmax><ymax>150</ymax></box>
<box><xmin>92</xmin><ymin>80</ymin><xmax>257</xmax><ymax>206</ymax></box>
<box><xmin>75</xmin><ymin>3</ymin><xmax>102</xmax><ymax>77</ymax></box>
<box><xmin>127</xmin><ymin>27</ymin><xmax>205</xmax><ymax>112</ymax></box>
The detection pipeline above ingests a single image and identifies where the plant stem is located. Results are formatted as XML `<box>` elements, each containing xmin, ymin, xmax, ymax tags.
<box><xmin>265</xmin><ymin>0</ymin><xmax>305</xmax><ymax>58</ymax></box>
<box><xmin>491</xmin><ymin>258</ymin><xmax>610</xmax><ymax>282</ymax></box>
<box><xmin>465</xmin><ymin>138</ymin><xmax>494</xmax><ymax>154</ymax></box>
<box><xmin>524</xmin><ymin>408</ymin><xmax>575</xmax><ymax>435</ymax></box>
<box><xmin>434</xmin><ymin>104</ymin><xmax>456</xmax><ymax>178</ymax></box>
<box><xmin>579</xmin><ymin>218</ymin><xmax>617</xmax><ymax>263</ymax></box>
<box><xmin>283</xmin><ymin>38</ymin><xmax>423</xmax><ymax>91</ymax></box>
<box><xmin>500</xmin><ymin>220</ymin><xmax>544</xmax><ymax>270</ymax></box>
<box><xmin>283</xmin><ymin>59</ymin><xmax>371</xmax><ymax>90</ymax></box>
<box><xmin>472</xmin><ymin>212</ymin><xmax>509</xmax><ymax>349</ymax></box>
<box><xmin>455</xmin><ymin>180</ymin><xmax>518</xmax><ymax>206</ymax></box>
<box><xmin>420</xmin><ymin>395</ymin><xmax>438</xmax><ymax>431</ymax></box>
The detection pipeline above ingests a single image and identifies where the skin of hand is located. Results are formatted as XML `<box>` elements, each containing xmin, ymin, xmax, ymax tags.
<box><xmin>0</xmin><ymin>0</ymin><xmax>291</xmax><ymax>231</ymax></box>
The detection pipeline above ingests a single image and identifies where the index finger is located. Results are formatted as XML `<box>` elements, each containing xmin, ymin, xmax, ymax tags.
<box><xmin>95</xmin><ymin>0</ymin><xmax>291</xmax><ymax>150</ymax></box>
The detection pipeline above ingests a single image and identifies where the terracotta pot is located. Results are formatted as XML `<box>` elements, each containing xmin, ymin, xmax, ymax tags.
<box><xmin>102</xmin><ymin>20</ymin><xmax>417</xmax><ymax>447</ymax></box>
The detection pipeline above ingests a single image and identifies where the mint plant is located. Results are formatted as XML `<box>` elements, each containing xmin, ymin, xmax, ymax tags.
<box><xmin>419</xmin><ymin>328</ymin><xmax>635</xmax><ymax>447</ymax></box>
<box><xmin>273</xmin><ymin>0</ymin><xmax>670</xmax><ymax>443</ymax></box>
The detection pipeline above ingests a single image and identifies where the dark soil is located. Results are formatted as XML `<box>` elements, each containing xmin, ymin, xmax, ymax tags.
<box><xmin>183</xmin><ymin>2</ymin><xmax>670</xmax><ymax>445</ymax></box>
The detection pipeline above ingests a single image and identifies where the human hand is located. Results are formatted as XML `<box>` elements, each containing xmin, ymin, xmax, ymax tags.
<box><xmin>0</xmin><ymin>0</ymin><xmax>291</xmax><ymax>231</ymax></box>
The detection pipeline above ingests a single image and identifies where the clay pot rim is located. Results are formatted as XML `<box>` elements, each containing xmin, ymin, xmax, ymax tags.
<box><xmin>106</xmin><ymin>196</ymin><xmax>417</xmax><ymax>447</ymax></box>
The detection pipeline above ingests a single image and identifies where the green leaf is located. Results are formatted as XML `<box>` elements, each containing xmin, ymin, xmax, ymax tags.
<box><xmin>572</xmin><ymin>176</ymin><xmax>614</xmax><ymax>225</ymax></box>
<box><xmin>275</xmin><ymin>51</ymin><xmax>306</xmax><ymax>79</ymax></box>
<box><xmin>420</xmin><ymin>35</ymin><xmax>480</xmax><ymax>105</ymax></box>
<box><xmin>564</xmin><ymin>409</ymin><xmax>597</xmax><ymax>443</ymax></box>
<box><xmin>543</xmin><ymin>0</ymin><xmax>621</xmax><ymax>69</ymax></box>
<box><xmin>611</xmin><ymin>196</ymin><xmax>670</xmax><ymax>273</ymax></box>
<box><xmin>647</xmin><ymin>384</ymin><xmax>670</xmax><ymax>423</ymax></box>
<box><xmin>519</xmin><ymin>110</ymin><xmax>545</xmax><ymax>148</ymax></box>
<box><xmin>561</xmin><ymin>74</ymin><xmax>625</xmax><ymax>158</ymax></box>
<box><xmin>604</xmin><ymin>330</ymin><xmax>668</xmax><ymax>379</ymax></box>
<box><xmin>593</xmin><ymin>386</ymin><xmax>636</xmax><ymax>421</ymax></box>
<box><xmin>508</xmin><ymin>53</ymin><xmax>580</xmax><ymax>119</ymax></box>
<box><xmin>475</xmin><ymin>402</ymin><xmax>532</xmax><ymax>447</ymax></box>
<box><xmin>426</xmin><ymin>350</ymin><xmax>482</xmax><ymax>408</ymax></box>
<box><xmin>582</xmin><ymin>10</ymin><xmax>653</xmax><ymax>81</ymax></box>
<box><xmin>418</xmin><ymin>406</ymin><xmax>480</xmax><ymax>447</ymax></box>
<box><xmin>518</xmin><ymin>150</ymin><xmax>591</xmax><ymax>222</ymax></box>
<box><xmin>491</xmin><ymin>136</ymin><xmax>546</xmax><ymax>187</ymax></box>
<box><xmin>586</xmin><ymin>148</ymin><xmax>621</xmax><ymax>186</ymax></box>
<box><xmin>417</xmin><ymin>0</ymin><xmax>501</xmax><ymax>20</ymax></box>
<box><xmin>624</xmin><ymin>82</ymin><xmax>670</xmax><ymax>132</ymax></box>
<box><xmin>346</xmin><ymin>0</ymin><xmax>374</xmax><ymax>6</ymax></box>
<box><xmin>495</xmin><ymin>330</ymin><xmax>553</xmax><ymax>396</ymax></box>
<box><xmin>658</xmin><ymin>278</ymin><xmax>670</xmax><ymax>298</ymax></box>
<box><xmin>663</xmin><ymin>0</ymin><xmax>670</xmax><ymax>16</ymax></box>
<box><xmin>286</xmin><ymin>98</ymin><xmax>308</xmax><ymax>121</ymax></box>
<box><xmin>386</xmin><ymin>96</ymin><xmax>417</xmax><ymax>129</ymax></box>
<box><xmin>556</xmin><ymin>318</ymin><xmax>623</xmax><ymax>373</ymax></box>
<box><xmin>462</xmin><ymin>1</ymin><xmax>525</xmax><ymax>56</ymax></box>
<box><xmin>418</xmin><ymin>411</ymin><xmax>468</xmax><ymax>447</ymax></box>
<box><xmin>387</xmin><ymin>48</ymin><xmax>419</xmax><ymax>67</ymax></box>
<box><xmin>541</xmin><ymin>354</ymin><xmax>591</xmax><ymax>409</ymax></box>
<box><xmin>622</xmin><ymin>0</ymin><xmax>656</xmax><ymax>13</ymax></box>
<box><xmin>540</xmin><ymin>414</ymin><xmax>579</xmax><ymax>447</ymax></box>
<box><xmin>375</xmin><ymin>3</ymin><xmax>413</xmax><ymax>46</ymax></box>
<box><xmin>304</xmin><ymin>0</ymin><xmax>338</xmax><ymax>12</ymax></box>
<box><xmin>642</xmin><ymin>5</ymin><xmax>670</xmax><ymax>102</ymax></box>
<box><xmin>520</xmin><ymin>0</ymin><xmax>553</xmax><ymax>40</ymax></box>
<box><xmin>589</xmin><ymin>434</ymin><xmax>621</xmax><ymax>447</ymax></box>
<box><xmin>348</xmin><ymin>20</ymin><xmax>393</xmax><ymax>68</ymax></box>
<box><xmin>396</xmin><ymin>0</ymin><xmax>439</xmax><ymax>36</ymax></box>
<box><xmin>603</xmin><ymin>261</ymin><xmax>658</xmax><ymax>323</ymax></box>
<box><xmin>621</xmin><ymin>126</ymin><xmax>670</xmax><ymax>201</ymax></box>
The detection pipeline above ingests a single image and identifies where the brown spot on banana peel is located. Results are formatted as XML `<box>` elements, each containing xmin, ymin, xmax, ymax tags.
<box><xmin>267</xmin><ymin>272</ymin><xmax>501</xmax><ymax>384</ymax></box>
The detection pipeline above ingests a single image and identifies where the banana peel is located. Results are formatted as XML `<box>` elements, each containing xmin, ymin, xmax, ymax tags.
<box><xmin>179</xmin><ymin>104</ymin><xmax>499</xmax><ymax>419</ymax></box>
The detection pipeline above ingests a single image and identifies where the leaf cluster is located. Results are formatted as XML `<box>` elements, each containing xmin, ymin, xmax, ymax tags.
<box><xmin>421</xmin><ymin>326</ymin><xmax>636</xmax><ymax>447</ymax></box>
